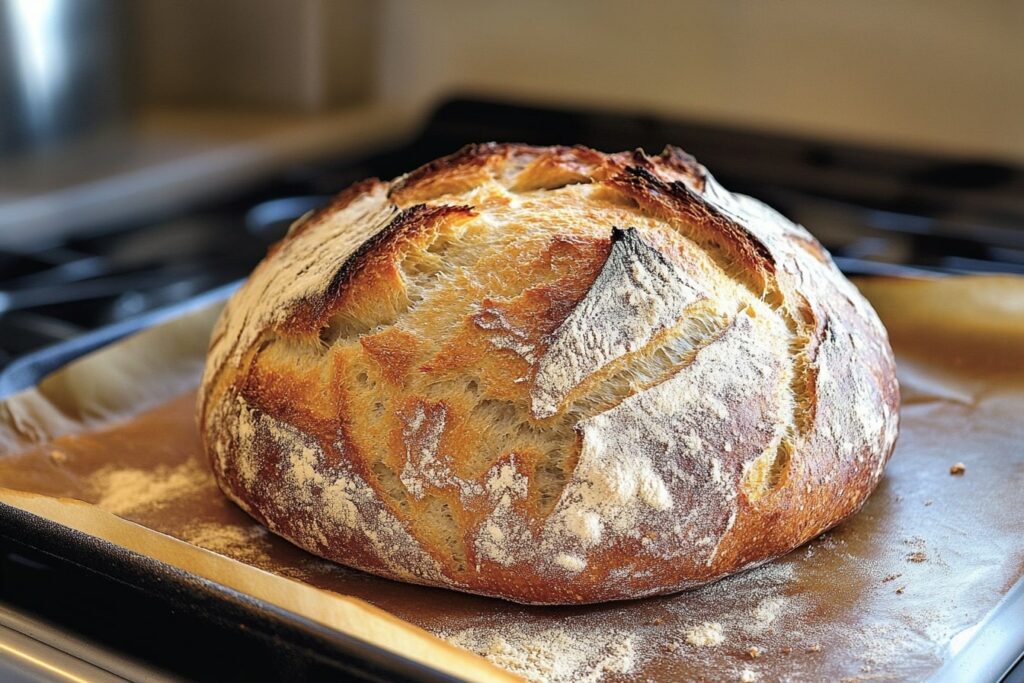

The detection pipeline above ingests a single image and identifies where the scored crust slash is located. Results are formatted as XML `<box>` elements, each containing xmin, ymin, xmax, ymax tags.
<box><xmin>197</xmin><ymin>143</ymin><xmax>900</xmax><ymax>605</ymax></box>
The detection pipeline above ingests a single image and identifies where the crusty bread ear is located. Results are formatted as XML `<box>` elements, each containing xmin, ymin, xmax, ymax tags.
<box><xmin>198</xmin><ymin>143</ymin><xmax>899</xmax><ymax>605</ymax></box>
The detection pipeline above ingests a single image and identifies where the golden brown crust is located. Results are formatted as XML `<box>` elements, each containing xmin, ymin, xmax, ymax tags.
<box><xmin>288</xmin><ymin>178</ymin><xmax>386</xmax><ymax>242</ymax></box>
<box><xmin>198</xmin><ymin>143</ymin><xmax>899</xmax><ymax>604</ymax></box>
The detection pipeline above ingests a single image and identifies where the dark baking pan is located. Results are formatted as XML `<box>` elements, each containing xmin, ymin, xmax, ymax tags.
<box><xmin>0</xmin><ymin>502</ymin><xmax>462</xmax><ymax>682</ymax></box>
<box><xmin>1</xmin><ymin>285</ymin><xmax>1022</xmax><ymax>682</ymax></box>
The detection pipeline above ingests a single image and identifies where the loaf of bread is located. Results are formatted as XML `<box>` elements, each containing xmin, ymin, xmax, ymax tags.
<box><xmin>197</xmin><ymin>144</ymin><xmax>899</xmax><ymax>604</ymax></box>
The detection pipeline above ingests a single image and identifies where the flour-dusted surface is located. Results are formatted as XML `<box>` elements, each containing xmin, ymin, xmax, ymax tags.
<box><xmin>216</xmin><ymin>396</ymin><xmax>447</xmax><ymax>585</ymax></box>
<box><xmin>530</xmin><ymin>228</ymin><xmax>703</xmax><ymax>418</ymax></box>
<box><xmin>418</xmin><ymin>542</ymin><xmax>816</xmax><ymax>683</ymax></box>
<box><xmin>683</xmin><ymin>622</ymin><xmax>725</xmax><ymax>647</ymax></box>
<box><xmin>536</xmin><ymin>312</ymin><xmax>791</xmax><ymax>586</ymax></box>
<box><xmin>183</xmin><ymin>521</ymin><xmax>273</xmax><ymax>564</ymax></box>
<box><xmin>444</xmin><ymin>625</ymin><xmax>636</xmax><ymax>683</ymax></box>
<box><xmin>90</xmin><ymin>461</ymin><xmax>207</xmax><ymax>515</ymax></box>
<box><xmin>197</xmin><ymin>183</ymin><xmax>396</xmax><ymax>417</ymax></box>
<box><xmin>33</xmin><ymin>395</ymin><xmax>932</xmax><ymax>683</ymax></box>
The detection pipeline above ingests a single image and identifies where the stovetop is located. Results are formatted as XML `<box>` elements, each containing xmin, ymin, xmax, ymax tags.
<box><xmin>2</xmin><ymin>96</ymin><xmax>1024</xmax><ymax>682</ymax></box>
<box><xmin>2</xmin><ymin>96</ymin><xmax>1024</xmax><ymax>375</ymax></box>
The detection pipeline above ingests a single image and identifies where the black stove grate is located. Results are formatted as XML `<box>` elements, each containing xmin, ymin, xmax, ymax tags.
<box><xmin>2</xmin><ymin>97</ymin><xmax>1023</xmax><ymax>373</ymax></box>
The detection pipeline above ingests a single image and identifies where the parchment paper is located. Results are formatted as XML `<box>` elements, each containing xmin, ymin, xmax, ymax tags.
<box><xmin>1</xmin><ymin>276</ymin><xmax>1022</xmax><ymax>683</ymax></box>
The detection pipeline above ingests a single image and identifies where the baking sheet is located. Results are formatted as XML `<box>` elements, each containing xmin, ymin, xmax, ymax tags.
<box><xmin>1</xmin><ymin>275</ymin><xmax>1023</xmax><ymax>683</ymax></box>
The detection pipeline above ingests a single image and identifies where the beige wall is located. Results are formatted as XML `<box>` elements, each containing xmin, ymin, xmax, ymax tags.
<box><xmin>376</xmin><ymin>0</ymin><xmax>1024</xmax><ymax>162</ymax></box>
<box><xmin>133</xmin><ymin>0</ymin><xmax>375</xmax><ymax>111</ymax></box>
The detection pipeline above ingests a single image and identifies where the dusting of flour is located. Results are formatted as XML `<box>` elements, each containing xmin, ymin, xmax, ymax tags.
<box><xmin>433</xmin><ymin>559</ymin><xmax>807</xmax><ymax>683</ymax></box>
<box><xmin>684</xmin><ymin>621</ymin><xmax>725</xmax><ymax>646</ymax></box>
<box><xmin>225</xmin><ymin>397</ymin><xmax>446</xmax><ymax>584</ymax></box>
<box><xmin>183</xmin><ymin>522</ymin><xmax>271</xmax><ymax>564</ymax></box>
<box><xmin>444</xmin><ymin>625</ymin><xmax>636</xmax><ymax>683</ymax></box>
<box><xmin>534</xmin><ymin>311</ymin><xmax>790</xmax><ymax>582</ymax></box>
<box><xmin>91</xmin><ymin>461</ymin><xmax>207</xmax><ymax>515</ymax></box>
<box><xmin>530</xmin><ymin>227</ymin><xmax>702</xmax><ymax>417</ymax></box>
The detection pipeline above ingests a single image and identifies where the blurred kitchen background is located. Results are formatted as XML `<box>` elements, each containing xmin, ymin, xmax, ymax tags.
<box><xmin>1</xmin><ymin>0</ymin><xmax>1023</xmax><ymax>383</ymax></box>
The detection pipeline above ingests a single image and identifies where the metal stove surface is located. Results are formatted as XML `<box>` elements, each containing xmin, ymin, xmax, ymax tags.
<box><xmin>2</xmin><ymin>97</ymin><xmax>1024</xmax><ymax>377</ymax></box>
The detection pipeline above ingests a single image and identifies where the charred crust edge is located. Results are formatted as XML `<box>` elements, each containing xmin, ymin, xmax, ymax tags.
<box><xmin>388</xmin><ymin>142</ymin><xmax>511</xmax><ymax>199</ymax></box>
<box><xmin>279</xmin><ymin>204</ymin><xmax>475</xmax><ymax>334</ymax></box>
<box><xmin>612</xmin><ymin>165</ymin><xmax>777</xmax><ymax>282</ymax></box>
<box><xmin>325</xmin><ymin>203</ymin><xmax>476</xmax><ymax>299</ymax></box>
<box><xmin>608</xmin><ymin>226</ymin><xmax>674</xmax><ymax>271</ymax></box>
<box><xmin>609</xmin><ymin>225</ymin><xmax>633</xmax><ymax>243</ymax></box>
<box><xmin>657</xmin><ymin>145</ymin><xmax>707</xmax><ymax>188</ymax></box>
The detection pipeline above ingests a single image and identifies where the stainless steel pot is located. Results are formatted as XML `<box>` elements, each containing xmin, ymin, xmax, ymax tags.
<box><xmin>0</xmin><ymin>0</ymin><xmax>128</xmax><ymax>156</ymax></box>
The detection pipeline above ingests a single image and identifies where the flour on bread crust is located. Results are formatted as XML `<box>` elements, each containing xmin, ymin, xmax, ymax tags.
<box><xmin>198</xmin><ymin>144</ymin><xmax>899</xmax><ymax>605</ymax></box>
<box><xmin>531</xmin><ymin>228</ymin><xmax>703</xmax><ymax>419</ymax></box>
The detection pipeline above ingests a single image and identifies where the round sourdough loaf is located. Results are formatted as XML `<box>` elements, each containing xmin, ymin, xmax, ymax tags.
<box><xmin>197</xmin><ymin>144</ymin><xmax>899</xmax><ymax>604</ymax></box>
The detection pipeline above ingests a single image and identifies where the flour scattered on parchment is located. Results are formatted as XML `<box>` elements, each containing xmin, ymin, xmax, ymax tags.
<box><xmin>668</xmin><ymin>560</ymin><xmax>800</xmax><ymax>628</ymax></box>
<box><xmin>436</xmin><ymin>561</ymin><xmax>802</xmax><ymax>683</ymax></box>
<box><xmin>684</xmin><ymin>621</ymin><xmax>725</xmax><ymax>646</ymax></box>
<box><xmin>183</xmin><ymin>522</ymin><xmax>270</xmax><ymax>563</ymax></box>
<box><xmin>748</xmin><ymin>596</ymin><xmax>786</xmax><ymax>634</ymax></box>
<box><xmin>443</xmin><ymin>625</ymin><xmax>635</xmax><ymax>683</ymax></box>
<box><xmin>91</xmin><ymin>461</ymin><xmax>207</xmax><ymax>515</ymax></box>
<box><xmin>843</xmin><ymin>613</ymin><xmax>951</xmax><ymax>676</ymax></box>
